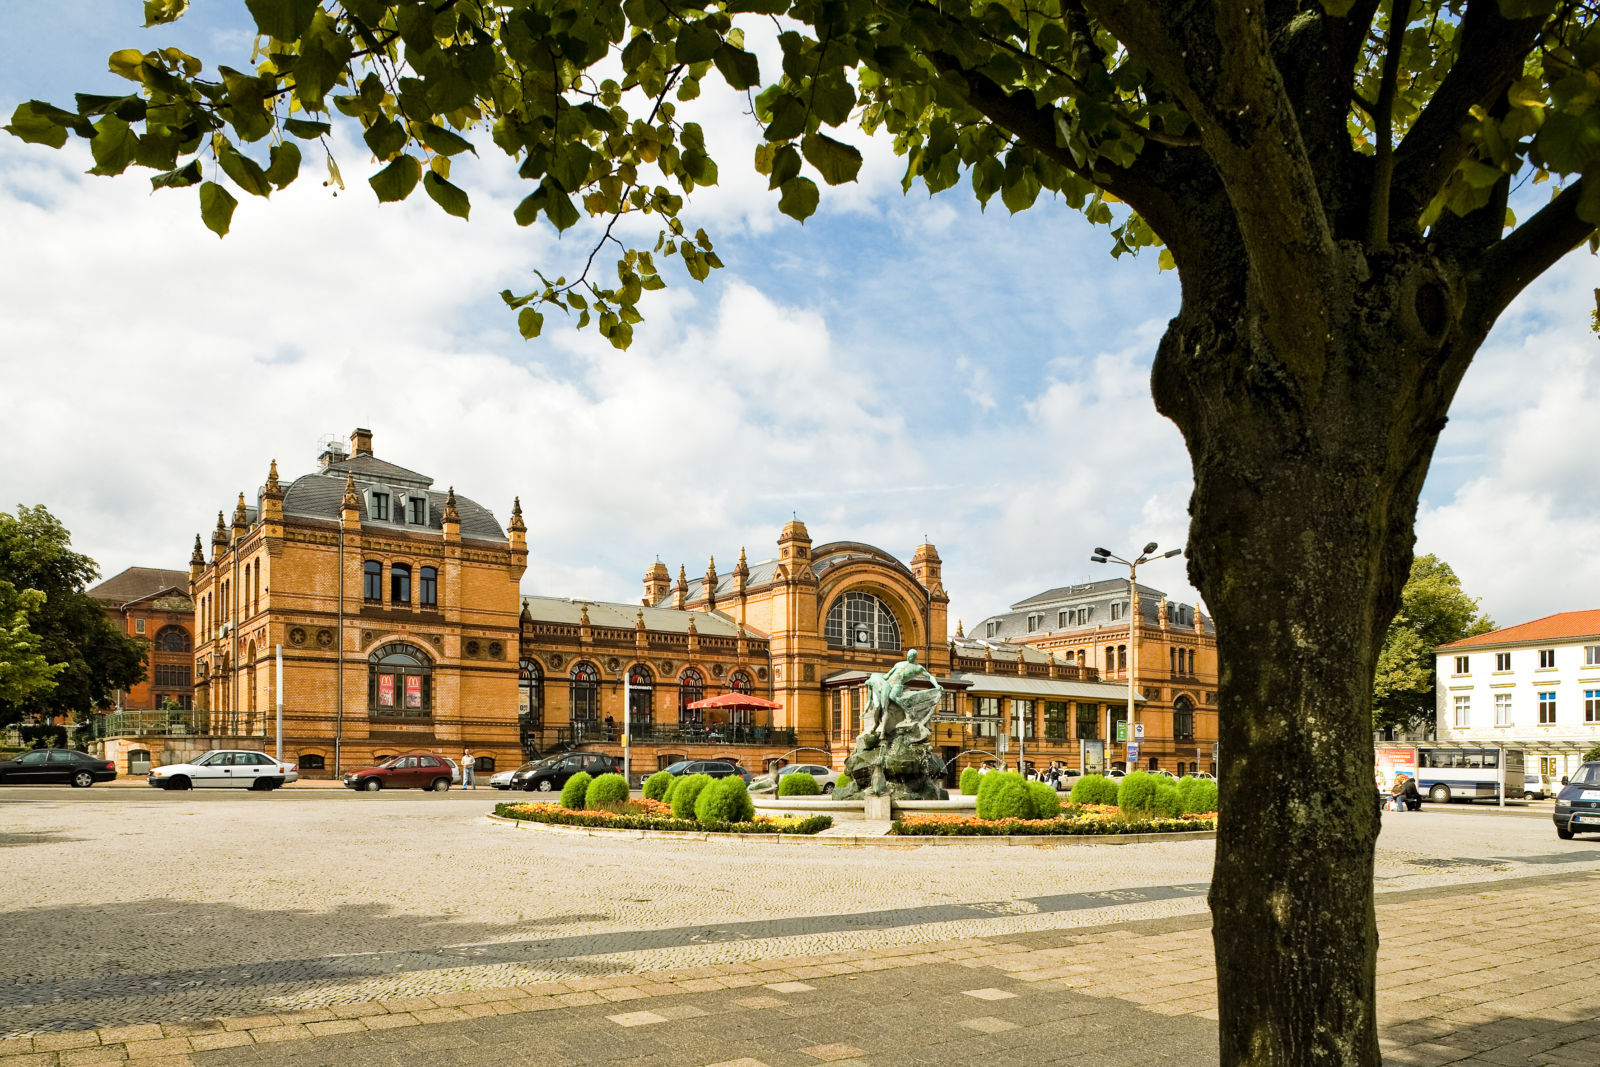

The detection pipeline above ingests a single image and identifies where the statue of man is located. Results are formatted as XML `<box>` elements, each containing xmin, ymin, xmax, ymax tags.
<box><xmin>863</xmin><ymin>649</ymin><xmax>941</xmax><ymax>740</ymax></box>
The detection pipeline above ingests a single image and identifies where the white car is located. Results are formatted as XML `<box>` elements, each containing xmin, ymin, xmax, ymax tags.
<box><xmin>753</xmin><ymin>763</ymin><xmax>840</xmax><ymax>795</ymax></box>
<box><xmin>148</xmin><ymin>750</ymin><xmax>299</xmax><ymax>791</ymax></box>
<box><xmin>489</xmin><ymin>767</ymin><xmax>517</xmax><ymax>790</ymax></box>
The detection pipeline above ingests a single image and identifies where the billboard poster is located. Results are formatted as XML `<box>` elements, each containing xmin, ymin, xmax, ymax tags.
<box><xmin>1081</xmin><ymin>739</ymin><xmax>1105</xmax><ymax>775</ymax></box>
<box><xmin>405</xmin><ymin>675</ymin><xmax>421</xmax><ymax>708</ymax></box>
<box><xmin>378</xmin><ymin>674</ymin><xmax>394</xmax><ymax>707</ymax></box>
<box><xmin>1374</xmin><ymin>746</ymin><xmax>1417</xmax><ymax>789</ymax></box>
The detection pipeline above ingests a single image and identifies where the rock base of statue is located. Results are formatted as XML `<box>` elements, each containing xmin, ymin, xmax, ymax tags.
<box><xmin>834</xmin><ymin>729</ymin><xmax>949</xmax><ymax>801</ymax></box>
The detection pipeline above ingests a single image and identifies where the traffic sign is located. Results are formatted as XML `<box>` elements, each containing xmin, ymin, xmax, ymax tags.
<box><xmin>1127</xmin><ymin>742</ymin><xmax>1140</xmax><ymax>764</ymax></box>
<box><xmin>1116</xmin><ymin>721</ymin><xmax>1128</xmax><ymax>742</ymax></box>
<box><xmin>1133</xmin><ymin>723</ymin><xmax>1145</xmax><ymax>740</ymax></box>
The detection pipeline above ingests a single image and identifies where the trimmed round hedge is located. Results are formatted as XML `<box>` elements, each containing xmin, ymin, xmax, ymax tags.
<box><xmin>1177</xmin><ymin>776</ymin><xmax>1219</xmax><ymax>814</ymax></box>
<box><xmin>695</xmin><ymin>775</ymin><xmax>755</xmax><ymax>823</ymax></box>
<box><xmin>670</xmin><ymin>773</ymin><xmax>714</xmax><ymax>819</ymax></box>
<box><xmin>643</xmin><ymin>770</ymin><xmax>674</xmax><ymax>801</ymax></box>
<box><xmin>959</xmin><ymin>767</ymin><xmax>981</xmax><ymax>795</ymax></box>
<box><xmin>1026</xmin><ymin>780</ymin><xmax>1062</xmax><ymax>819</ymax></box>
<box><xmin>559</xmin><ymin>771</ymin><xmax>592</xmax><ymax>810</ymax></box>
<box><xmin>976</xmin><ymin>771</ymin><xmax>1035</xmax><ymax>819</ymax></box>
<box><xmin>1070</xmin><ymin>773</ymin><xmax>1120</xmax><ymax>807</ymax></box>
<box><xmin>778</xmin><ymin>771</ymin><xmax>820</xmax><ymax>797</ymax></box>
<box><xmin>585</xmin><ymin>772</ymin><xmax>629</xmax><ymax>808</ymax></box>
<box><xmin>1119</xmin><ymin>772</ymin><xmax>1183</xmax><ymax>819</ymax></box>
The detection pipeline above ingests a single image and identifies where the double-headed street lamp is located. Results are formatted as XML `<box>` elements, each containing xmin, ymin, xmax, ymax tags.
<box><xmin>1091</xmin><ymin>542</ymin><xmax>1181</xmax><ymax>771</ymax></box>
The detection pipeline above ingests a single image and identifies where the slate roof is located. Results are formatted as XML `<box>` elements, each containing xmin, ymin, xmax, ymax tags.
<box><xmin>1011</xmin><ymin>579</ymin><xmax>1164</xmax><ymax>608</ymax></box>
<box><xmin>319</xmin><ymin>452</ymin><xmax>434</xmax><ymax>489</ymax></box>
<box><xmin>88</xmin><ymin>567</ymin><xmax>191</xmax><ymax>605</ymax></box>
<box><xmin>1437</xmin><ymin>610</ymin><xmax>1600</xmax><ymax>650</ymax></box>
<box><xmin>520</xmin><ymin>596</ymin><xmax>765</xmax><ymax>639</ymax></box>
<box><xmin>974</xmin><ymin>582</ymin><xmax>1204</xmax><ymax>641</ymax></box>
<box><xmin>279</xmin><ymin>473</ymin><xmax>506</xmax><ymax>542</ymax></box>
<box><xmin>673</xmin><ymin>541</ymin><xmax>922</xmax><ymax>603</ymax></box>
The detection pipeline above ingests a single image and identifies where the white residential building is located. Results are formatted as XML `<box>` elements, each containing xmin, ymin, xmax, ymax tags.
<box><xmin>1436</xmin><ymin>610</ymin><xmax>1600</xmax><ymax>783</ymax></box>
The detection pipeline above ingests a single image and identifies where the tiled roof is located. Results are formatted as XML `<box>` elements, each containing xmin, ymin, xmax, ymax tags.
<box><xmin>1011</xmin><ymin>579</ymin><xmax>1157</xmax><ymax>608</ymax></box>
<box><xmin>280</xmin><ymin>473</ymin><xmax>506</xmax><ymax>542</ymax></box>
<box><xmin>88</xmin><ymin>567</ymin><xmax>191</xmax><ymax>605</ymax></box>
<box><xmin>1437</xmin><ymin>610</ymin><xmax>1600</xmax><ymax>650</ymax></box>
<box><xmin>520</xmin><ymin>596</ymin><xmax>765</xmax><ymax>639</ymax></box>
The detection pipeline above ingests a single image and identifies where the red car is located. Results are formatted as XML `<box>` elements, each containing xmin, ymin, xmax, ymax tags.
<box><xmin>342</xmin><ymin>751</ymin><xmax>454</xmax><ymax>792</ymax></box>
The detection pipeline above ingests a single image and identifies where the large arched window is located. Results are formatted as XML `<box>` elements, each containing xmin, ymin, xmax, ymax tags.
<box><xmin>519</xmin><ymin>658</ymin><xmax>543</xmax><ymax>729</ymax></box>
<box><xmin>570</xmin><ymin>662</ymin><xmax>599</xmax><ymax>722</ymax></box>
<box><xmin>1173</xmin><ymin>695</ymin><xmax>1195</xmax><ymax>741</ymax></box>
<box><xmin>727</xmin><ymin>670</ymin><xmax>752</xmax><ymax>694</ymax></box>
<box><xmin>369</xmin><ymin>641</ymin><xmax>433</xmax><ymax>717</ymax></box>
<box><xmin>363</xmin><ymin>560</ymin><xmax>382</xmax><ymax>602</ymax></box>
<box><xmin>154</xmin><ymin>625</ymin><xmax>191</xmax><ymax>652</ymax></box>
<box><xmin>679</xmin><ymin>668</ymin><xmax>705</xmax><ymax>724</ymax></box>
<box><xmin>824</xmin><ymin>591</ymin><xmax>902</xmax><ymax>651</ymax></box>
<box><xmin>628</xmin><ymin>664</ymin><xmax>654</xmax><ymax>725</ymax></box>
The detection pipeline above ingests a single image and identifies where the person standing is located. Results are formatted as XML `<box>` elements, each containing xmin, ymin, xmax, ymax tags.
<box><xmin>462</xmin><ymin>749</ymin><xmax>476</xmax><ymax>789</ymax></box>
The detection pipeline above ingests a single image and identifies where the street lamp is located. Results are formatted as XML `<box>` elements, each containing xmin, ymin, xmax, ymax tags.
<box><xmin>1090</xmin><ymin>543</ymin><xmax>1182</xmax><ymax>771</ymax></box>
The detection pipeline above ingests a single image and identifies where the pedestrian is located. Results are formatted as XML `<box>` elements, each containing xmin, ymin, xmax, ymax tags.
<box><xmin>1388</xmin><ymin>772</ymin><xmax>1409</xmax><ymax>812</ymax></box>
<box><xmin>462</xmin><ymin>749</ymin><xmax>476</xmax><ymax>789</ymax></box>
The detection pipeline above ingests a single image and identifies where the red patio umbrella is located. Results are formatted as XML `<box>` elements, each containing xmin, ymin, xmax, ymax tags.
<box><xmin>685</xmin><ymin>693</ymin><xmax>783</xmax><ymax>710</ymax></box>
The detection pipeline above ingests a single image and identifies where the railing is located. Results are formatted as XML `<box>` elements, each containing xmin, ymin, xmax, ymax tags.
<box><xmin>94</xmin><ymin>710</ymin><xmax>212</xmax><ymax>738</ymax></box>
<box><xmin>556</xmin><ymin>722</ymin><xmax>797</xmax><ymax>748</ymax></box>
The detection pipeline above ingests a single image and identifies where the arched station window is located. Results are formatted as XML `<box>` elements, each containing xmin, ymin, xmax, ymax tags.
<box><xmin>569</xmin><ymin>662</ymin><xmax>599</xmax><ymax>722</ymax></box>
<box><xmin>727</xmin><ymin>669</ymin><xmax>752</xmax><ymax>694</ymax></box>
<box><xmin>363</xmin><ymin>560</ymin><xmax>382</xmax><ymax>602</ymax></box>
<box><xmin>369</xmin><ymin>641</ymin><xmax>432</xmax><ymax>717</ymax></box>
<box><xmin>1173</xmin><ymin>695</ymin><xmax>1196</xmax><ymax>741</ymax></box>
<box><xmin>155</xmin><ymin>625</ymin><xmax>192</xmax><ymax>652</ymax></box>
<box><xmin>679</xmin><ymin>668</ymin><xmax>705</xmax><ymax>724</ymax></box>
<box><xmin>519</xmin><ymin>658</ymin><xmax>543</xmax><ymax>729</ymax></box>
<box><xmin>628</xmin><ymin>664</ymin><xmax>654</xmax><ymax>724</ymax></box>
<box><xmin>824</xmin><ymin>591</ymin><xmax>902</xmax><ymax>651</ymax></box>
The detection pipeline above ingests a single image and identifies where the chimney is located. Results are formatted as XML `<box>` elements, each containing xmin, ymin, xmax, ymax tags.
<box><xmin>350</xmin><ymin>427</ymin><xmax>374</xmax><ymax>456</ymax></box>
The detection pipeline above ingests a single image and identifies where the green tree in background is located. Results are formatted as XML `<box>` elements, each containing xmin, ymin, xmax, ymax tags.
<box><xmin>10</xmin><ymin>2</ymin><xmax>1600</xmax><ymax>1063</ymax></box>
<box><xmin>0</xmin><ymin>580</ymin><xmax>64</xmax><ymax>707</ymax></box>
<box><xmin>0</xmin><ymin>506</ymin><xmax>147</xmax><ymax>728</ymax></box>
<box><xmin>1372</xmin><ymin>555</ymin><xmax>1495</xmax><ymax>733</ymax></box>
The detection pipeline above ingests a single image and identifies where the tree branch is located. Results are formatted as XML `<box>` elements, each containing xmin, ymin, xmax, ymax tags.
<box><xmin>1468</xmin><ymin>178</ymin><xmax>1597</xmax><ymax>329</ymax></box>
<box><xmin>1389</xmin><ymin>0</ymin><xmax>1548</xmax><ymax>230</ymax></box>
<box><xmin>1366</xmin><ymin>0</ymin><xmax>1413</xmax><ymax>250</ymax></box>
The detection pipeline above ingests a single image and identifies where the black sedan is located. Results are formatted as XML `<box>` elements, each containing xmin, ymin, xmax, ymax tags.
<box><xmin>0</xmin><ymin>748</ymin><xmax>118</xmax><ymax>787</ymax></box>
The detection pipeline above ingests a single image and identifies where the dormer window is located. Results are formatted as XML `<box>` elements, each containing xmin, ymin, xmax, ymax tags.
<box><xmin>369</xmin><ymin>491</ymin><xmax>390</xmax><ymax>521</ymax></box>
<box><xmin>408</xmin><ymin>497</ymin><xmax>426</xmax><ymax>524</ymax></box>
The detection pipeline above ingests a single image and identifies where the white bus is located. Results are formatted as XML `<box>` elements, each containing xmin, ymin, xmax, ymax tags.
<box><xmin>1413</xmin><ymin>746</ymin><xmax>1525</xmax><ymax>803</ymax></box>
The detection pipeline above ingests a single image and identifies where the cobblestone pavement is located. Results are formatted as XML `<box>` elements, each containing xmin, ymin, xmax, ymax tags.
<box><xmin>2</xmin><ymin>788</ymin><xmax>1598</xmax><ymax>1064</ymax></box>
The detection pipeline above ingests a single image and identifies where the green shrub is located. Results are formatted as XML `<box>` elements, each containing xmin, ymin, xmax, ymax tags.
<box><xmin>1177</xmin><ymin>776</ymin><xmax>1219</xmax><ymax>815</ymax></box>
<box><xmin>1152</xmin><ymin>782</ymin><xmax>1184</xmax><ymax>819</ymax></box>
<box><xmin>1117</xmin><ymin>771</ymin><xmax>1160</xmax><ymax>813</ymax></box>
<box><xmin>670</xmin><ymin>773</ymin><xmax>714</xmax><ymax>819</ymax></box>
<box><xmin>975</xmin><ymin>769</ymin><xmax>1004</xmax><ymax>812</ymax></box>
<box><xmin>585</xmin><ymin>773</ymin><xmax>630</xmax><ymax>808</ymax></box>
<box><xmin>495</xmin><ymin>802</ymin><xmax>833</xmax><ymax>834</ymax></box>
<box><xmin>696</xmin><ymin>775</ymin><xmax>756</xmax><ymax>824</ymax></box>
<box><xmin>1070</xmin><ymin>774</ymin><xmax>1120</xmax><ymax>806</ymax></box>
<box><xmin>559</xmin><ymin>771</ymin><xmax>592</xmax><ymax>810</ymax></box>
<box><xmin>778</xmin><ymin>771</ymin><xmax>820</xmax><ymax>796</ymax></box>
<box><xmin>643</xmin><ymin>770</ymin><xmax>674</xmax><ymax>801</ymax></box>
<box><xmin>959</xmin><ymin>767</ymin><xmax>981</xmax><ymax>795</ymax></box>
<box><xmin>976</xmin><ymin>772</ymin><xmax>1036</xmax><ymax>820</ymax></box>
<box><xmin>1026</xmin><ymin>781</ymin><xmax>1061</xmax><ymax>819</ymax></box>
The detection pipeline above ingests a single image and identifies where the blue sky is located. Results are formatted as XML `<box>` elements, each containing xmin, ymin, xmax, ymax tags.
<box><xmin>2</xmin><ymin>3</ymin><xmax>1597</xmax><ymax>633</ymax></box>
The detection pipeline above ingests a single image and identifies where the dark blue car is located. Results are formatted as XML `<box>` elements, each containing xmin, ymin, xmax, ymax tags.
<box><xmin>1553</xmin><ymin>762</ymin><xmax>1600</xmax><ymax>840</ymax></box>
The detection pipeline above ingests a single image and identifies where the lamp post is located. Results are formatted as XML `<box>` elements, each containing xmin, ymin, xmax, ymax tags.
<box><xmin>1090</xmin><ymin>542</ymin><xmax>1181</xmax><ymax>771</ymax></box>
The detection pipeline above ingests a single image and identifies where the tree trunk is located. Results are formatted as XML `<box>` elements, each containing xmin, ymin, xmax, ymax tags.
<box><xmin>1152</xmin><ymin>246</ymin><xmax>1481</xmax><ymax>1066</ymax></box>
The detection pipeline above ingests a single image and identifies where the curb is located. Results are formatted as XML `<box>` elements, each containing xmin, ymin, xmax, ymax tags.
<box><xmin>485</xmin><ymin>813</ymin><xmax>1216</xmax><ymax>847</ymax></box>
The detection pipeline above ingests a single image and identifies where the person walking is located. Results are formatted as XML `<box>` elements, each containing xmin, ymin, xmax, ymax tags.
<box><xmin>462</xmin><ymin>749</ymin><xmax>476</xmax><ymax>790</ymax></box>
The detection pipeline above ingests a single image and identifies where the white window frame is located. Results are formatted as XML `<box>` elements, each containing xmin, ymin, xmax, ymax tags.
<box><xmin>1495</xmin><ymin>652</ymin><xmax>1511</xmax><ymax>671</ymax></box>
<box><xmin>1538</xmin><ymin>691</ymin><xmax>1557</xmax><ymax>724</ymax></box>
<box><xmin>1494</xmin><ymin>692</ymin><xmax>1512</xmax><ymax>726</ymax></box>
<box><xmin>1453</xmin><ymin>694</ymin><xmax>1470</xmax><ymax>728</ymax></box>
<box><xmin>1586</xmin><ymin>690</ymin><xmax>1600</xmax><ymax>724</ymax></box>
<box><xmin>1538</xmin><ymin>648</ymin><xmax>1556</xmax><ymax>669</ymax></box>
<box><xmin>1587</xmin><ymin>646</ymin><xmax>1600</xmax><ymax>666</ymax></box>
<box><xmin>1453</xmin><ymin>655</ymin><xmax>1469</xmax><ymax>674</ymax></box>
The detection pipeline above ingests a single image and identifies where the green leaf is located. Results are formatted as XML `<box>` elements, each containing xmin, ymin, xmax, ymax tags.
<box><xmin>417</xmin><ymin>121</ymin><xmax>475</xmax><ymax>157</ymax></box>
<box><xmin>1535</xmin><ymin>110</ymin><xmax>1600</xmax><ymax>174</ymax></box>
<box><xmin>762</xmin><ymin>93</ymin><xmax>807</xmax><ymax>141</ymax></box>
<box><xmin>423</xmin><ymin>170</ymin><xmax>471</xmax><ymax>218</ymax></box>
<box><xmin>265</xmin><ymin>141</ymin><xmax>301</xmax><ymax>188</ymax></box>
<box><xmin>1578</xmin><ymin>173</ymin><xmax>1600</xmax><ymax>226</ymax></box>
<box><xmin>107</xmin><ymin>49</ymin><xmax>147</xmax><ymax>83</ymax></box>
<box><xmin>143</xmin><ymin>0</ymin><xmax>189</xmax><ymax>27</ymax></box>
<box><xmin>712</xmin><ymin>44</ymin><xmax>760</xmax><ymax>90</ymax></box>
<box><xmin>549</xmin><ymin>144</ymin><xmax>594</xmax><ymax>192</ymax></box>
<box><xmin>151</xmin><ymin>159</ymin><xmax>203</xmax><ymax>189</ymax></box>
<box><xmin>369</xmin><ymin>154</ymin><xmax>421</xmax><ymax>202</ymax></box>
<box><xmin>1001</xmin><ymin>164</ymin><xmax>1042</xmax><ymax>214</ymax></box>
<box><xmin>363</xmin><ymin>116</ymin><xmax>407</xmax><ymax>161</ymax></box>
<box><xmin>971</xmin><ymin>156</ymin><xmax>1002</xmax><ymax>206</ymax></box>
<box><xmin>216</xmin><ymin>138</ymin><xmax>272</xmax><ymax>196</ymax></box>
<box><xmin>244</xmin><ymin>0</ymin><xmax>319</xmax><ymax>40</ymax></box>
<box><xmin>541</xmin><ymin>179</ymin><xmax>581</xmax><ymax>230</ymax></box>
<box><xmin>88</xmin><ymin>115</ymin><xmax>138</xmax><ymax>175</ymax></box>
<box><xmin>517</xmin><ymin>308</ymin><xmax>544</xmax><ymax>339</ymax></box>
<box><xmin>801</xmin><ymin>132</ymin><xmax>862</xmax><ymax>185</ymax></box>
<box><xmin>676</xmin><ymin>20</ymin><xmax>721</xmax><ymax>64</ymax></box>
<box><xmin>284</xmin><ymin>117</ymin><xmax>331</xmax><ymax>139</ymax></box>
<box><xmin>768</xmin><ymin>143</ymin><xmax>801</xmax><ymax>189</ymax></box>
<box><xmin>294</xmin><ymin>10</ymin><xmax>355</xmax><ymax>107</ymax></box>
<box><xmin>4</xmin><ymin>101</ymin><xmax>74</xmax><ymax>148</ymax></box>
<box><xmin>199</xmin><ymin>180</ymin><xmax>237</xmax><ymax>236</ymax></box>
<box><xmin>1157</xmin><ymin>248</ymin><xmax>1177</xmax><ymax>271</ymax></box>
<box><xmin>777</xmin><ymin>175</ymin><xmax>819</xmax><ymax>221</ymax></box>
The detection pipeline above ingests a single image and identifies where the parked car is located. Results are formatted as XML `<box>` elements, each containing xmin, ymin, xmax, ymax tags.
<box><xmin>342</xmin><ymin>751</ymin><xmax>454</xmax><ymax>792</ymax></box>
<box><xmin>489</xmin><ymin>765</ymin><xmax>526</xmax><ymax>790</ymax></box>
<box><xmin>0</xmin><ymin>748</ymin><xmax>117</xmax><ymax>787</ymax></box>
<box><xmin>148</xmin><ymin>750</ymin><xmax>298</xmax><ymax>791</ymax></box>
<box><xmin>1524</xmin><ymin>773</ymin><xmax>1553</xmax><ymax>800</ymax></box>
<box><xmin>1553</xmin><ymin>762</ymin><xmax>1600</xmax><ymax>839</ymax></box>
<box><xmin>751</xmin><ymin>763</ymin><xmax>839</xmax><ymax>794</ymax></box>
<box><xmin>510</xmin><ymin>752</ymin><xmax>623</xmax><ymax>793</ymax></box>
<box><xmin>659</xmin><ymin>758</ymin><xmax>751</xmax><ymax>784</ymax></box>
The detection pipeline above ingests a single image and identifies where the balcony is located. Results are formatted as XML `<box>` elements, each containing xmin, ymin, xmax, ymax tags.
<box><xmin>94</xmin><ymin>710</ymin><xmax>211</xmax><ymax>738</ymax></box>
<box><xmin>556</xmin><ymin>721</ymin><xmax>798</xmax><ymax>749</ymax></box>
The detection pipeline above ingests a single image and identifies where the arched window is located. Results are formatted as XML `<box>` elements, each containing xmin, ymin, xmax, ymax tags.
<box><xmin>363</xmin><ymin>560</ymin><xmax>382</xmax><ymax>602</ymax></box>
<box><xmin>154</xmin><ymin>626</ymin><xmax>192</xmax><ymax>653</ymax></box>
<box><xmin>1117</xmin><ymin>645</ymin><xmax>1128</xmax><ymax>672</ymax></box>
<box><xmin>475</xmin><ymin>755</ymin><xmax>496</xmax><ymax>772</ymax></box>
<box><xmin>570</xmin><ymin>662</ymin><xmax>599</xmax><ymax>722</ymax></box>
<box><xmin>519</xmin><ymin>658</ymin><xmax>543</xmax><ymax>729</ymax></box>
<box><xmin>679</xmin><ymin>668</ymin><xmax>705</xmax><ymax>724</ymax></box>
<box><xmin>419</xmin><ymin>566</ymin><xmax>438</xmax><ymax>608</ymax></box>
<box><xmin>728</xmin><ymin>670</ymin><xmax>752</xmax><ymax>694</ymax></box>
<box><xmin>390</xmin><ymin>563</ymin><xmax>411</xmax><ymax>606</ymax></box>
<box><xmin>369</xmin><ymin>641</ymin><xmax>432</xmax><ymax>717</ymax></box>
<box><xmin>628</xmin><ymin>664</ymin><xmax>654</xmax><ymax>724</ymax></box>
<box><xmin>253</xmin><ymin>559</ymin><xmax>261</xmax><ymax>614</ymax></box>
<box><xmin>1173</xmin><ymin>695</ymin><xmax>1195</xmax><ymax>741</ymax></box>
<box><xmin>298</xmin><ymin>753</ymin><xmax>326</xmax><ymax>770</ymax></box>
<box><xmin>824</xmin><ymin>591</ymin><xmax>902</xmax><ymax>651</ymax></box>
<box><xmin>1148</xmin><ymin>756</ymin><xmax>1159</xmax><ymax>771</ymax></box>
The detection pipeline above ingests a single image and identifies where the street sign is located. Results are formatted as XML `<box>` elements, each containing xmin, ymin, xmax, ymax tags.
<box><xmin>1127</xmin><ymin>742</ymin><xmax>1140</xmax><ymax>764</ymax></box>
<box><xmin>1116</xmin><ymin>721</ymin><xmax>1128</xmax><ymax>742</ymax></box>
<box><xmin>1133</xmin><ymin>723</ymin><xmax>1145</xmax><ymax>740</ymax></box>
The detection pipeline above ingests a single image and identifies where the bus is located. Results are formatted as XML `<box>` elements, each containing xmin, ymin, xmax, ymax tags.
<box><xmin>1375</xmin><ymin>745</ymin><xmax>1525</xmax><ymax>804</ymax></box>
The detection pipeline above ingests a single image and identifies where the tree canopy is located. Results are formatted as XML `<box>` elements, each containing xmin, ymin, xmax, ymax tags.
<box><xmin>0</xmin><ymin>506</ymin><xmax>147</xmax><ymax>727</ymax></box>
<box><xmin>0</xmin><ymin>580</ymin><xmax>63</xmax><ymax>708</ymax></box>
<box><xmin>1372</xmin><ymin>553</ymin><xmax>1494</xmax><ymax>732</ymax></box>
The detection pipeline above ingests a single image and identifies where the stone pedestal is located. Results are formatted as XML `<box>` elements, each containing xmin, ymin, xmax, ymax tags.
<box><xmin>863</xmin><ymin>795</ymin><xmax>893</xmax><ymax>822</ymax></box>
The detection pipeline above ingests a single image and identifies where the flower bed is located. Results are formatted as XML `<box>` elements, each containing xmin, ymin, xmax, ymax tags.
<box><xmin>494</xmin><ymin>799</ymin><xmax>833</xmax><ymax>835</ymax></box>
<box><xmin>890</xmin><ymin>804</ymin><xmax>1216</xmax><ymax>837</ymax></box>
